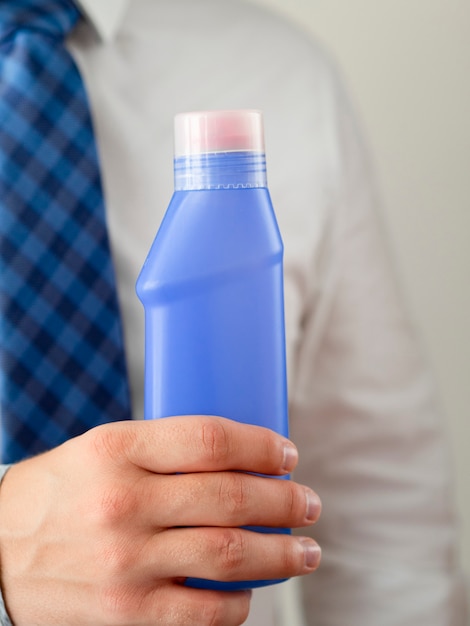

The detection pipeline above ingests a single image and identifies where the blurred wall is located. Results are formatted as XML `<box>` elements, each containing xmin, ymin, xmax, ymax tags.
<box><xmin>248</xmin><ymin>0</ymin><xmax>470</xmax><ymax>592</ymax></box>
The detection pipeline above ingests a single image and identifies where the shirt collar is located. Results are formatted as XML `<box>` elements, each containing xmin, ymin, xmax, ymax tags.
<box><xmin>75</xmin><ymin>0</ymin><xmax>129</xmax><ymax>42</ymax></box>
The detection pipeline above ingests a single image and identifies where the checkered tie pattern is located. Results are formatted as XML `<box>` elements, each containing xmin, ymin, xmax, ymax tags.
<box><xmin>0</xmin><ymin>0</ymin><xmax>132</xmax><ymax>464</ymax></box>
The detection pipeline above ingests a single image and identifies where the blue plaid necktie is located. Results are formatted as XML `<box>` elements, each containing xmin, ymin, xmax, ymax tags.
<box><xmin>0</xmin><ymin>0</ymin><xmax>132</xmax><ymax>464</ymax></box>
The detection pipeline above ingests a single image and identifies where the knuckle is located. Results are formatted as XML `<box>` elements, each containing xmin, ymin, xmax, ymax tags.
<box><xmin>95</xmin><ymin>483</ymin><xmax>137</xmax><ymax>527</ymax></box>
<box><xmin>216</xmin><ymin>529</ymin><xmax>246</xmax><ymax>576</ymax></box>
<box><xmin>276</xmin><ymin>482</ymin><xmax>308</xmax><ymax>526</ymax></box>
<box><xmin>99</xmin><ymin>537</ymin><xmax>134</xmax><ymax>577</ymax></box>
<box><xmin>202</xmin><ymin>594</ymin><xmax>250</xmax><ymax>626</ymax></box>
<box><xmin>178</xmin><ymin>594</ymin><xmax>245</xmax><ymax>626</ymax></box>
<box><xmin>282</xmin><ymin>537</ymin><xmax>303</xmax><ymax>574</ymax></box>
<box><xmin>201</xmin><ymin>598</ymin><xmax>226</xmax><ymax>626</ymax></box>
<box><xmin>219</xmin><ymin>473</ymin><xmax>248</xmax><ymax>518</ymax></box>
<box><xmin>283</xmin><ymin>483</ymin><xmax>299</xmax><ymax>519</ymax></box>
<box><xmin>199</xmin><ymin>418</ymin><xmax>232</xmax><ymax>465</ymax></box>
<box><xmin>86</xmin><ymin>423</ymin><xmax>131</xmax><ymax>462</ymax></box>
<box><xmin>98</xmin><ymin>583</ymin><xmax>141</xmax><ymax>625</ymax></box>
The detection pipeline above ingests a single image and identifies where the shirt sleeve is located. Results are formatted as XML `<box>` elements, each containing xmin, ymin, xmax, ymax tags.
<box><xmin>0</xmin><ymin>466</ymin><xmax>13</xmax><ymax>626</ymax></box>
<box><xmin>290</xmin><ymin>65</ymin><xmax>468</xmax><ymax>626</ymax></box>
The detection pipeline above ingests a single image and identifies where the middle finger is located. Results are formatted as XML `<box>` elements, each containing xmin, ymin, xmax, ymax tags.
<box><xmin>137</xmin><ymin>472</ymin><xmax>321</xmax><ymax>529</ymax></box>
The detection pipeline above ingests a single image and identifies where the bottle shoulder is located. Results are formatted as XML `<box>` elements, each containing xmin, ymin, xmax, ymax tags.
<box><xmin>136</xmin><ymin>188</ymin><xmax>283</xmax><ymax>301</ymax></box>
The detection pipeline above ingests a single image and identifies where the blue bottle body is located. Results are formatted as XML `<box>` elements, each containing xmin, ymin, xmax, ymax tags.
<box><xmin>136</xmin><ymin>152</ymin><xmax>289</xmax><ymax>591</ymax></box>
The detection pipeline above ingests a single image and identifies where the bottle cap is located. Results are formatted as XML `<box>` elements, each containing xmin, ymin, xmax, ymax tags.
<box><xmin>174</xmin><ymin>110</ymin><xmax>265</xmax><ymax>157</ymax></box>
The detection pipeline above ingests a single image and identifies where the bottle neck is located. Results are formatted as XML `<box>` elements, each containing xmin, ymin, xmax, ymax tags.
<box><xmin>174</xmin><ymin>151</ymin><xmax>267</xmax><ymax>191</ymax></box>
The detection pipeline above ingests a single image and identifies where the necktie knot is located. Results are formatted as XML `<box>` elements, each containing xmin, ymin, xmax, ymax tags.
<box><xmin>0</xmin><ymin>0</ymin><xmax>80</xmax><ymax>43</ymax></box>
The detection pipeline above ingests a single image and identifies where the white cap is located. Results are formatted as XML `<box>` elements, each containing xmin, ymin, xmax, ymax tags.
<box><xmin>174</xmin><ymin>110</ymin><xmax>265</xmax><ymax>157</ymax></box>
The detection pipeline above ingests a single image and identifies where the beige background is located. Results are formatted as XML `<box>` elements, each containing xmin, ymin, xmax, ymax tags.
<box><xmin>248</xmin><ymin>0</ymin><xmax>470</xmax><ymax>596</ymax></box>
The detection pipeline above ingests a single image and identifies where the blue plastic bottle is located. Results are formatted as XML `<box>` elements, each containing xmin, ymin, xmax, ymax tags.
<box><xmin>136</xmin><ymin>110</ymin><xmax>289</xmax><ymax>591</ymax></box>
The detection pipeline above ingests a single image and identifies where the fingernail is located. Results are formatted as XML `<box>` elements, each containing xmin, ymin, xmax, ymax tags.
<box><xmin>305</xmin><ymin>489</ymin><xmax>321</xmax><ymax>523</ymax></box>
<box><xmin>298</xmin><ymin>537</ymin><xmax>321</xmax><ymax>570</ymax></box>
<box><xmin>282</xmin><ymin>442</ymin><xmax>298</xmax><ymax>473</ymax></box>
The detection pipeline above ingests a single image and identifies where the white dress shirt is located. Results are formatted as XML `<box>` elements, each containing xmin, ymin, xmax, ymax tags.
<box><xmin>0</xmin><ymin>0</ymin><xmax>466</xmax><ymax>624</ymax></box>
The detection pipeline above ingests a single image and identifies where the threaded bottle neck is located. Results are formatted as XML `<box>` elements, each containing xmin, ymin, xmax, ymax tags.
<box><xmin>174</xmin><ymin>150</ymin><xmax>267</xmax><ymax>191</ymax></box>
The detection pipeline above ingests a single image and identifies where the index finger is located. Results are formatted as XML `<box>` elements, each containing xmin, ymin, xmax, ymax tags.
<box><xmin>103</xmin><ymin>415</ymin><xmax>298</xmax><ymax>476</ymax></box>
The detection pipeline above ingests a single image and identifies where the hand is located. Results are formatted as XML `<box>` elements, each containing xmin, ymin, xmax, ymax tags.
<box><xmin>0</xmin><ymin>416</ymin><xmax>321</xmax><ymax>626</ymax></box>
